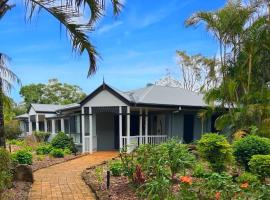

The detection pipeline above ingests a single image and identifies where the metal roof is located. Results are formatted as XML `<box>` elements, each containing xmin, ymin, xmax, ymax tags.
<box><xmin>31</xmin><ymin>103</ymin><xmax>80</xmax><ymax>113</ymax></box>
<box><xmin>125</xmin><ymin>85</ymin><xmax>206</xmax><ymax>107</ymax></box>
<box><xmin>15</xmin><ymin>113</ymin><xmax>28</xmax><ymax>119</ymax></box>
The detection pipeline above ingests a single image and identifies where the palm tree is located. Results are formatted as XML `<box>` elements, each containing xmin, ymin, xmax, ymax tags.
<box><xmin>1</xmin><ymin>0</ymin><xmax>122</xmax><ymax>76</ymax></box>
<box><xmin>0</xmin><ymin>0</ymin><xmax>122</xmax><ymax>147</ymax></box>
<box><xmin>0</xmin><ymin>54</ymin><xmax>20</xmax><ymax>147</ymax></box>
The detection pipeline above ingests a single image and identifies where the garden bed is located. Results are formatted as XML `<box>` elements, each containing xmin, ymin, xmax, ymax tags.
<box><xmin>82</xmin><ymin>160</ymin><xmax>138</xmax><ymax>200</ymax></box>
<box><xmin>1</xmin><ymin>181</ymin><xmax>31</xmax><ymax>200</ymax></box>
<box><xmin>31</xmin><ymin>153</ymin><xmax>85</xmax><ymax>171</ymax></box>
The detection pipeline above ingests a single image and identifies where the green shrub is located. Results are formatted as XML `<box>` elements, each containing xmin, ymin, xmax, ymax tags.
<box><xmin>249</xmin><ymin>155</ymin><xmax>270</xmax><ymax>180</ymax></box>
<box><xmin>236</xmin><ymin>172</ymin><xmax>259</xmax><ymax>184</ymax></box>
<box><xmin>0</xmin><ymin>148</ymin><xmax>13</xmax><ymax>193</ymax></box>
<box><xmin>50</xmin><ymin>148</ymin><xmax>64</xmax><ymax>158</ymax></box>
<box><xmin>11</xmin><ymin>150</ymin><xmax>33</xmax><ymax>165</ymax></box>
<box><xmin>109</xmin><ymin>160</ymin><xmax>123</xmax><ymax>176</ymax></box>
<box><xmin>51</xmin><ymin>132</ymin><xmax>76</xmax><ymax>153</ymax></box>
<box><xmin>63</xmin><ymin>148</ymin><xmax>72</xmax><ymax>155</ymax></box>
<box><xmin>36</xmin><ymin>144</ymin><xmax>53</xmax><ymax>155</ymax></box>
<box><xmin>139</xmin><ymin>177</ymin><xmax>171</xmax><ymax>200</ymax></box>
<box><xmin>233</xmin><ymin>135</ymin><xmax>270</xmax><ymax>170</ymax></box>
<box><xmin>197</xmin><ymin>133</ymin><xmax>233</xmax><ymax>172</ymax></box>
<box><xmin>193</xmin><ymin>163</ymin><xmax>210</xmax><ymax>178</ymax></box>
<box><xmin>161</xmin><ymin>139</ymin><xmax>195</xmax><ymax>177</ymax></box>
<box><xmin>5</xmin><ymin>120</ymin><xmax>22</xmax><ymax>140</ymax></box>
<box><xmin>7</xmin><ymin>139</ymin><xmax>25</xmax><ymax>146</ymax></box>
<box><xmin>33</xmin><ymin>131</ymin><xmax>51</xmax><ymax>142</ymax></box>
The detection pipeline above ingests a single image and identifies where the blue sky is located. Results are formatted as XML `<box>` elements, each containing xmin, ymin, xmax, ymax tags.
<box><xmin>1</xmin><ymin>0</ymin><xmax>226</xmax><ymax>103</ymax></box>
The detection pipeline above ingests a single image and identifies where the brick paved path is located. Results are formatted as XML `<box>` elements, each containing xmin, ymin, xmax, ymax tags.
<box><xmin>29</xmin><ymin>151</ymin><xmax>118</xmax><ymax>200</ymax></box>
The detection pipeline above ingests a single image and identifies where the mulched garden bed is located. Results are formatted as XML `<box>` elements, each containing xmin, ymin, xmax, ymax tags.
<box><xmin>1</xmin><ymin>181</ymin><xmax>31</xmax><ymax>200</ymax></box>
<box><xmin>31</xmin><ymin>153</ymin><xmax>86</xmax><ymax>171</ymax></box>
<box><xmin>82</xmin><ymin>161</ymin><xmax>138</xmax><ymax>200</ymax></box>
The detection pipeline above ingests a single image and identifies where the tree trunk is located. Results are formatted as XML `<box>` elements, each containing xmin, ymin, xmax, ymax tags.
<box><xmin>0</xmin><ymin>79</ymin><xmax>6</xmax><ymax>148</ymax></box>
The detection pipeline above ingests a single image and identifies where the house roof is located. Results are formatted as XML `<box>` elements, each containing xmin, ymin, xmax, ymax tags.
<box><xmin>80</xmin><ymin>83</ymin><xmax>206</xmax><ymax>108</ymax></box>
<box><xmin>15</xmin><ymin>113</ymin><xmax>28</xmax><ymax>119</ymax></box>
<box><xmin>30</xmin><ymin>103</ymin><xmax>66</xmax><ymax>113</ymax></box>
<box><xmin>125</xmin><ymin>85</ymin><xmax>206</xmax><ymax>107</ymax></box>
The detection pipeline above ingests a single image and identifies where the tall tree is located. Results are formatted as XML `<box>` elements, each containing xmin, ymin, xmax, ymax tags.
<box><xmin>20</xmin><ymin>79</ymin><xmax>86</xmax><ymax>107</ymax></box>
<box><xmin>176</xmin><ymin>50</ymin><xmax>220</xmax><ymax>92</ymax></box>
<box><xmin>0</xmin><ymin>54</ymin><xmax>20</xmax><ymax>147</ymax></box>
<box><xmin>187</xmin><ymin>0</ymin><xmax>270</xmax><ymax>138</ymax></box>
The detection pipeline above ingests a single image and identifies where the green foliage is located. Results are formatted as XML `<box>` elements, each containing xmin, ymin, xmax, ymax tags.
<box><xmin>249</xmin><ymin>155</ymin><xmax>270</xmax><ymax>180</ymax></box>
<box><xmin>233</xmin><ymin>135</ymin><xmax>270</xmax><ymax>170</ymax></box>
<box><xmin>51</xmin><ymin>132</ymin><xmax>76</xmax><ymax>153</ymax></box>
<box><xmin>7</xmin><ymin>139</ymin><xmax>25</xmax><ymax>146</ymax></box>
<box><xmin>33</xmin><ymin>131</ymin><xmax>51</xmax><ymax>142</ymax></box>
<box><xmin>36</xmin><ymin>144</ymin><xmax>53</xmax><ymax>155</ymax></box>
<box><xmin>197</xmin><ymin>133</ymin><xmax>233</xmax><ymax>172</ymax></box>
<box><xmin>192</xmin><ymin>163</ymin><xmax>209</xmax><ymax>178</ymax></box>
<box><xmin>161</xmin><ymin>139</ymin><xmax>195</xmax><ymax>176</ymax></box>
<box><xmin>63</xmin><ymin>148</ymin><xmax>72</xmax><ymax>155</ymax></box>
<box><xmin>50</xmin><ymin>148</ymin><xmax>64</xmax><ymax>158</ymax></box>
<box><xmin>138</xmin><ymin>177</ymin><xmax>171</xmax><ymax>200</ymax></box>
<box><xmin>109</xmin><ymin>160</ymin><xmax>122</xmax><ymax>176</ymax></box>
<box><xmin>95</xmin><ymin>166</ymin><xmax>104</xmax><ymax>189</ymax></box>
<box><xmin>119</xmin><ymin>150</ymin><xmax>136</xmax><ymax>181</ymax></box>
<box><xmin>236</xmin><ymin>172</ymin><xmax>259</xmax><ymax>184</ymax></box>
<box><xmin>11</xmin><ymin>149</ymin><xmax>33</xmax><ymax>165</ymax></box>
<box><xmin>4</xmin><ymin>120</ymin><xmax>22</xmax><ymax>140</ymax></box>
<box><xmin>20</xmin><ymin>79</ymin><xmax>86</xmax><ymax>108</ymax></box>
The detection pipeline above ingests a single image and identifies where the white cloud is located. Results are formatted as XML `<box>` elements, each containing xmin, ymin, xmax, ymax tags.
<box><xmin>96</xmin><ymin>21</ymin><xmax>123</xmax><ymax>34</ymax></box>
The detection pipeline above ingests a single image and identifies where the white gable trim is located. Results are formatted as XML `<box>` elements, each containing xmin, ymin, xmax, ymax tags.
<box><xmin>83</xmin><ymin>89</ymin><xmax>128</xmax><ymax>107</ymax></box>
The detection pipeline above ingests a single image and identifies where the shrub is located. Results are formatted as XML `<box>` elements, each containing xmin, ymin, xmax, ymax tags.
<box><xmin>5</xmin><ymin>120</ymin><xmax>22</xmax><ymax>140</ymax></box>
<box><xmin>249</xmin><ymin>155</ymin><xmax>270</xmax><ymax>180</ymax></box>
<box><xmin>95</xmin><ymin>166</ymin><xmax>104</xmax><ymax>189</ymax></box>
<box><xmin>236</xmin><ymin>172</ymin><xmax>259</xmax><ymax>184</ymax></box>
<box><xmin>36</xmin><ymin>144</ymin><xmax>53</xmax><ymax>155</ymax></box>
<box><xmin>50</xmin><ymin>148</ymin><xmax>64</xmax><ymax>158</ymax></box>
<box><xmin>197</xmin><ymin>133</ymin><xmax>233</xmax><ymax>172</ymax></box>
<box><xmin>120</xmin><ymin>150</ymin><xmax>137</xmax><ymax>181</ymax></box>
<box><xmin>63</xmin><ymin>148</ymin><xmax>72</xmax><ymax>155</ymax></box>
<box><xmin>161</xmin><ymin>139</ymin><xmax>195</xmax><ymax>177</ymax></box>
<box><xmin>51</xmin><ymin>132</ymin><xmax>76</xmax><ymax>153</ymax></box>
<box><xmin>139</xmin><ymin>177</ymin><xmax>171</xmax><ymax>200</ymax></box>
<box><xmin>11</xmin><ymin>150</ymin><xmax>33</xmax><ymax>165</ymax></box>
<box><xmin>109</xmin><ymin>160</ymin><xmax>122</xmax><ymax>176</ymax></box>
<box><xmin>233</xmin><ymin>135</ymin><xmax>270</xmax><ymax>170</ymax></box>
<box><xmin>193</xmin><ymin>163</ymin><xmax>210</xmax><ymax>178</ymax></box>
<box><xmin>7</xmin><ymin>139</ymin><xmax>25</xmax><ymax>146</ymax></box>
<box><xmin>33</xmin><ymin>131</ymin><xmax>51</xmax><ymax>142</ymax></box>
<box><xmin>0</xmin><ymin>148</ymin><xmax>13</xmax><ymax>192</ymax></box>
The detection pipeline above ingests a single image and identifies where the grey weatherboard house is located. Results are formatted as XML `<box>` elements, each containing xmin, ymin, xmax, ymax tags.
<box><xmin>16</xmin><ymin>83</ymin><xmax>215</xmax><ymax>153</ymax></box>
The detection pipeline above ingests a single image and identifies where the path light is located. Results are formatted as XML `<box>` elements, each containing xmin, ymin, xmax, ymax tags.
<box><xmin>107</xmin><ymin>170</ymin><xmax>110</xmax><ymax>189</ymax></box>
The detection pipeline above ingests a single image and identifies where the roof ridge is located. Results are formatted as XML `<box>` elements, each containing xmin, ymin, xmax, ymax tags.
<box><xmin>137</xmin><ymin>85</ymin><xmax>154</xmax><ymax>102</ymax></box>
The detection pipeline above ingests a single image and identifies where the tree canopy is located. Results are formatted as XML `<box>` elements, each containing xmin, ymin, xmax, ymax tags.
<box><xmin>20</xmin><ymin>79</ymin><xmax>86</xmax><ymax>107</ymax></box>
<box><xmin>187</xmin><ymin>0</ymin><xmax>270</xmax><ymax>138</ymax></box>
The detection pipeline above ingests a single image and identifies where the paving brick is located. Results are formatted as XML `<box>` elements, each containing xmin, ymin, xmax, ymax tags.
<box><xmin>29</xmin><ymin>152</ymin><xmax>117</xmax><ymax>200</ymax></box>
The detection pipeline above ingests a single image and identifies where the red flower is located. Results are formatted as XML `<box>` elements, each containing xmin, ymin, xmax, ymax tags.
<box><xmin>240</xmin><ymin>182</ymin><xmax>249</xmax><ymax>189</ymax></box>
<box><xmin>180</xmin><ymin>176</ymin><xmax>192</xmax><ymax>185</ymax></box>
<box><xmin>215</xmin><ymin>192</ymin><xmax>221</xmax><ymax>200</ymax></box>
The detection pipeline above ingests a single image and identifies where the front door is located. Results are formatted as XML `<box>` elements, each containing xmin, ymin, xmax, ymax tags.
<box><xmin>183</xmin><ymin>114</ymin><xmax>194</xmax><ymax>143</ymax></box>
<box><xmin>96</xmin><ymin>113</ymin><xmax>115</xmax><ymax>150</ymax></box>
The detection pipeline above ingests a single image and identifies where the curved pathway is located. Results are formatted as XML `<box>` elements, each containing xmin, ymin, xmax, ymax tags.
<box><xmin>29</xmin><ymin>151</ymin><xmax>118</xmax><ymax>200</ymax></box>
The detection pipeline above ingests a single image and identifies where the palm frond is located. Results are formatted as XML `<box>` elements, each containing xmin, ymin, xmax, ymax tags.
<box><xmin>0</xmin><ymin>0</ymin><xmax>15</xmax><ymax>19</ymax></box>
<box><xmin>26</xmin><ymin>0</ymin><xmax>122</xmax><ymax>76</ymax></box>
<box><xmin>0</xmin><ymin>53</ymin><xmax>21</xmax><ymax>94</ymax></box>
